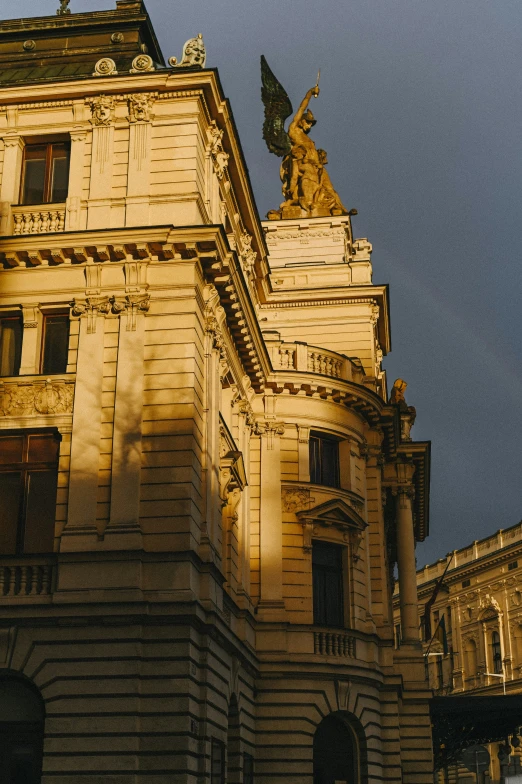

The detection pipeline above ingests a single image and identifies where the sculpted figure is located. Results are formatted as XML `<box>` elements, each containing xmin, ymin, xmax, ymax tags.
<box><xmin>261</xmin><ymin>55</ymin><xmax>347</xmax><ymax>219</ymax></box>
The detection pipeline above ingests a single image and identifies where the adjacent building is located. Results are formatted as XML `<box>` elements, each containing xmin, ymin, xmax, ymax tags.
<box><xmin>0</xmin><ymin>1</ymin><xmax>434</xmax><ymax>781</ymax></box>
<box><xmin>400</xmin><ymin>522</ymin><xmax>522</xmax><ymax>782</ymax></box>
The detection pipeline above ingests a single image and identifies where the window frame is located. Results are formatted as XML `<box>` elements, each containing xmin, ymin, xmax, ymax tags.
<box><xmin>19</xmin><ymin>140</ymin><xmax>70</xmax><ymax>207</ymax></box>
<box><xmin>40</xmin><ymin>311</ymin><xmax>70</xmax><ymax>376</ymax></box>
<box><xmin>211</xmin><ymin>739</ymin><xmax>225</xmax><ymax>784</ymax></box>
<box><xmin>312</xmin><ymin>539</ymin><xmax>346</xmax><ymax>628</ymax></box>
<box><xmin>0</xmin><ymin>429</ymin><xmax>60</xmax><ymax>556</ymax></box>
<box><xmin>491</xmin><ymin>630</ymin><xmax>503</xmax><ymax>675</ymax></box>
<box><xmin>309</xmin><ymin>431</ymin><xmax>340</xmax><ymax>488</ymax></box>
<box><xmin>0</xmin><ymin>313</ymin><xmax>23</xmax><ymax>378</ymax></box>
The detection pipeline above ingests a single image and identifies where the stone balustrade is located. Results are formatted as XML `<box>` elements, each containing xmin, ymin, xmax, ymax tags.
<box><xmin>314</xmin><ymin>630</ymin><xmax>356</xmax><ymax>658</ymax></box>
<box><xmin>12</xmin><ymin>204</ymin><xmax>66</xmax><ymax>235</ymax></box>
<box><xmin>266</xmin><ymin>337</ymin><xmax>357</xmax><ymax>382</ymax></box>
<box><xmin>0</xmin><ymin>562</ymin><xmax>54</xmax><ymax>598</ymax></box>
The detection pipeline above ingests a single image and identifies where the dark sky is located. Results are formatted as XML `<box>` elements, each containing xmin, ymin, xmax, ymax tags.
<box><xmin>12</xmin><ymin>0</ymin><xmax>522</xmax><ymax>567</ymax></box>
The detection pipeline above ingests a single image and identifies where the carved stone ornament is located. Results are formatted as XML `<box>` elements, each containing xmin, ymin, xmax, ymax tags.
<box><xmin>479</xmin><ymin>593</ymin><xmax>502</xmax><ymax>617</ymax></box>
<box><xmin>254</xmin><ymin>420</ymin><xmax>285</xmax><ymax>450</ymax></box>
<box><xmin>282</xmin><ymin>486</ymin><xmax>315</xmax><ymax>513</ymax></box>
<box><xmin>239</xmin><ymin>232</ymin><xmax>257</xmax><ymax>273</ymax></box>
<box><xmin>296</xmin><ymin>498</ymin><xmax>367</xmax><ymax>557</ymax></box>
<box><xmin>206</xmin><ymin>121</ymin><xmax>229</xmax><ymax>179</ymax></box>
<box><xmin>111</xmin><ymin>32</ymin><xmax>124</xmax><ymax>44</ymax></box>
<box><xmin>23</xmin><ymin>40</ymin><xmax>36</xmax><ymax>51</ymax></box>
<box><xmin>87</xmin><ymin>95</ymin><xmax>115</xmax><ymax>126</ymax></box>
<box><xmin>219</xmin><ymin>422</ymin><xmax>247</xmax><ymax>509</ymax></box>
<box><xmin>71</xmin><ymin>296</ymin><xmax>111</xmax><ymax>333</ymax></box>
<box><xmin>0</xmin><ymin>378</ymin><xmax>74</xmax><ymax>417</ymax></box>
<box><xmin>130</xmin><ymin>54</ymin><xmax>155</xmax><ymax>74</ymax></box>
<box><xmin>93</xmin><ymin>58</ymin><xmax>118</xmax><ymax>77</ymax></box>
<box><xmin>169</xmin><ymin>33</ymin><xmax>206</xmax><ymax>69</ymax></box>
<box><xmin>111</xmin><ymin>294</ymin><xmax>151</xmax><ymax>331</ymax></box>
<box><xmin>127</xmin><ymin>93</ymin><xmax>155</xmax><ymax>123</ymax></box>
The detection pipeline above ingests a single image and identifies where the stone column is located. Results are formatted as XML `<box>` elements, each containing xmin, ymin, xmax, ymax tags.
<box><xmin>86</xmin><ymin>96</ymin><xmax>115</xmax><ymax>229</ymax></box>
<box><xmin>106</xmin><ymin>295</ymin><xmax>149</xmax><ymax>549</ymax></box>
<box><xmin>395</xmin><ymin>485</ymin><xmax>419</xmax><ymax>644</ymax></box>
<box><xmin>257</xmin><ymin>420</ymin><xmax>286</xmax><ymax>622</ymax></box>
<box><xmin>126</xmin><ymin>95</ymin><xmax>154</xmax><ymax>226</ymax></box>
<box><xmin>65</xmin><ymin>129</ymin><xmax>87</xmax><ymax>231</ymax></box>
<box><xmin>19</xmin><ymin>305</ymin><xmax>42</xmax><ymax>376</ymax></box>
<box><xmin>62</xmin><ymin>299</ymin><xmax>108</xmax><ymax>549</ymax></box>
<box><xmin>0</xmin><ymin>135</ymin><xmax>24</xmax><ymax>233</ymax></box>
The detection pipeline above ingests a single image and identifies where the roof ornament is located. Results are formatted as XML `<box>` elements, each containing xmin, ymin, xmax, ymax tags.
<box><xmin>260</xmin><ymin>56</ymin><xmax>348</xmax><ymax>220</ymax></box>
<box><xmin>57</xmin><ymin>0</ymin><xmax>71</xmax><ymax>15</ymax></box>
<box><xmin>169</xmin><ymin>34</ymin><xmax>206</xmax><ymax>69</ymax></box>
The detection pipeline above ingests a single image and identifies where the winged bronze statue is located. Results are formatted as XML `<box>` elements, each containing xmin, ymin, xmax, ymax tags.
<box><xmin>261</xmin><ymin>55</ymin><xmax>347</xmax><ymax>220</ymax></box>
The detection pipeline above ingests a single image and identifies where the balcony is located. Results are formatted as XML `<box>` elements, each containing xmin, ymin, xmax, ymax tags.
<box><xmin>314</xmin><ymin>630</ymin><xmax>356</xmax><ymax>658</ymax></box>
<box><xmin>0</xmin><ymin>557</ymin><xmax>55</xmax><ymax>602</ymax></box>
<box><xmin>266</xmin><ymin>337</ymin><xmax>364</xmax><ymax>383</ymax></box>
<box><xmin>11</xmin><ymin>203</ymin><xmax>66</xmax><ymax>236</ymax></box>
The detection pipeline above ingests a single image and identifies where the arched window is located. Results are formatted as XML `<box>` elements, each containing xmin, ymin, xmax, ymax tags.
<box><xmin>313</xmin><ymin>713</ymin><xmax>362</xmax><ymax>784</ymax></box>
<box><xmin>0</xmin><ymin>673</ymin><xmax>45</xmax><ymax>784</ymax></box>
<box><xmin>492</xmin><ymin>631</ymin><xmax>503</xmax><ymax>674</ymax></box>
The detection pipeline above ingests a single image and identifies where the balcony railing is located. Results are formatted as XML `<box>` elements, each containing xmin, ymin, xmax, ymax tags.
<box><xmin>12</xmin><ymin>204</ymin><xmax>66</xmax><ymax>235</ymax></box>
<box><xmin>267</xmin><ymin>339</ymin><xmax>364</xmax><ymax>383</ymax></box>
<box><xmin>0</xmin><ymin>560</ymin><xmax>54</xmax><ymax>599</ymax></box>
<box><xmin>314</xmin><ymin>630</ymin><xmax>356</xmax><ymax>658</ymax></box>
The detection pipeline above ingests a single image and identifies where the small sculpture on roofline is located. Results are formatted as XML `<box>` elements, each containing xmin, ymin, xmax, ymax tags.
<box><xmin>57</xmin><ymin>0</ymin><xmax>71</xmax><ymax>14</ymax></box>
<box><xmin>169</xmin><ymin>34</ymin><xmax>206</xmax><ymax>69</ymax></box>
<box><xmin>261</xmin><ymin>56</ymin><xmax>348</xmax><ymax>220</ymax></box>
<box><xmin>390</xmin><ymin>379</ymin><xmax>417</xmax><ymax>442</ymax></box>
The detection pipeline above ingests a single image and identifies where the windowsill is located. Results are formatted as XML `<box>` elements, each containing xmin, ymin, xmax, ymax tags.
<box><xmin>0</xmin><ymin>373</ymin><xmax>75</xmax><ymax>381</ymax></box>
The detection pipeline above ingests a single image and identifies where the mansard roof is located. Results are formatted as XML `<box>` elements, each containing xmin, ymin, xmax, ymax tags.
<box><xmin>0</xmin><ymin>1</ymin><xmax>165</xmax><ymax>86</ymax></box>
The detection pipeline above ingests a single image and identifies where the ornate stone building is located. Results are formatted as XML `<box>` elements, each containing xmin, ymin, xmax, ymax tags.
<box><xmin>0</xmin><ymin>1</ymin><xmax>433</xmax><ymax>782</ymax></box>
<box><xmin>399</xmin><ymin>522</ymin><xmax>522</xmax><ymax>782</ymax></box>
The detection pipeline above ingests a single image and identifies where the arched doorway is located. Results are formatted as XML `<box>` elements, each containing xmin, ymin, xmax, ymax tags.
<box><xmin>0</xmin><ymin>673</ymin><xmax>45</xmax><ymax>784</ymax></box>
<box><xmin>313</xmin><ymin>713</ymin><xmax>364</xmax><ymax>784</ymax></box>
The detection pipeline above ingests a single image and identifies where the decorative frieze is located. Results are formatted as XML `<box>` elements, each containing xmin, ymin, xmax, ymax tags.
<box><xmin>282</xmin><ymin>486</ymin><xmax>315</xmax><ymax>513</ymax></box>
<box><xmin>0</xmin><ymin>378</ymin><xmax>74</xmax><ymax>417</ymax></box>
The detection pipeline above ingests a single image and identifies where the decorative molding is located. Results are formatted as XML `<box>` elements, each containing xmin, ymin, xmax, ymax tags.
<box><xmin>255</xmin><ymin>420</ymin><xmax>285</xmax><ymax>450</ymax></box>
<box><xmin>93</xmin><ymin>58</ymin><xmax>118</xmax><ymax>77</ymax></box>
<box><xmin>71</xmin><ymin>296</ymin><xmax>110</xmax><ymax>333</ymax></box>
<box><xmin>127</xmin><ymin>93</ymin><xmax>156</xmax><ymax>123</ymax></box>
<box><xmin>130</xmin><ymin>54</ymin><xmax>155</xmax><ymax>74</ymax></box>
<box><xmin>0</xmin><ymin>378</ymin><xmax>74</xmax><ymax>417</ymax></box>
<box><xmin>87</xmin><ymin>95</ymin><xmax>115</xmax><ymax>126</ymax></box>
<box><xmin>112</xmin><ymin>294</ymin><xmax>150</xmax><ymax>331</ymax></box>
<box><xmin>207</xmin><ymin>121</ymin><xmax>229</xmax><ymax>180</ymax></box>
<box><xmin>282</xmin><ymin>486</ymin><xmax>315</xmax><ymax>513</ymax></box>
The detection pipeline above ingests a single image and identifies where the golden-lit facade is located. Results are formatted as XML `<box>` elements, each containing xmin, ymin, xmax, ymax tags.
<box><xmin>396</xmin><ymin>522</ymin><xmax>522</xmax><ymax>782</ymax></box>
<box><xmin>0</xmin><ymin>2</ymin><xmax>433</xmax><ymax>781</ymax></box>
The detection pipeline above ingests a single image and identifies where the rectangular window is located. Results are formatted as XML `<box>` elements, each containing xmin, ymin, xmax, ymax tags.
<box><xmin>0</xmin><ymin>431</ymin><xmax>59</xmax><ymax>555</ymax></box>
<box><xmin>211</xmin><ymin>740</ymin><xmax>225</xmax><ymax>784</ymax></box>
<box><xmin>20</xmin><ymin>142</ymin><xmax>70</xmax><ymax>206</ymax></box>
<box><xmin>41</xmin><ymin>314</ymin><xmax>69</xmax><ymax>375</ymax></box>
<box><xmin>462</xmin><ymin>579</ymin><xmax>470</xmax><ymax>588</ymax></box>
<box><xmin>312</xmin><ymin>540</ymin><xmax>344</xmax><ymax>627</ymax></box>
<box><xmin>0</xmin><ymin>316</ymin><xmax>22</xmax><ymax>377</ymax></box>
<box><xmin>309</xmin><ymin>433</ymin><xmax>340</xmax><ymax>488</ymax></box>
<box><xmin>508</xmin><ymin>561</ymin><xmax>518</xmax><ymax>571</ymax></box>
<box><xmin>243</xmin><ymin>753</ymin><xmax>254</xmax><ymax>784</ymax></box>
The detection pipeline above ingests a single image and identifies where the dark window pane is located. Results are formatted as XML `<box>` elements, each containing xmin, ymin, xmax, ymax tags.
<box><xmin>312</xmin><ymin>541</ymin><xmax>344</xmax><ymax>627</ymax></box>
<box><xmin>243</xmin><ymin>753</ymin><xmax>254</xmax><ymax>784</ymax></box>
<box><xmin>0</xmin><ymin>319</ymin><xmax>22</xmax><ymax>377</ymax></box>
<box><xmin>0</xmin><ymin>472</ymin><xmax>22</xmax><ymax>555</ymax></box>
<box><xmin>22</xmin><ymin>158</ymin><xmax>46</xmax><ymax>206</ymax></box>
<box><xmin>42</xmin><ymin>316</ymin><xmax>69</xmax><ymax>375</ymax></box>
<box><xmin>23</xmin><ymin>470</ymin><xmax>57</xmax><ymax>554</ymax></box>
<box><xmin>27</xmin><ymin>434</ymin><xmax>59</xmax><ymax>464</ymax></box>
<box><xmin>321</xmin><ymin>438</ymin><xmax>339</xmax><ymax>487</ymax></box>
<box><xmin>50</xmin><ymin>153</ymin><xmax>69</xmax><ymax>204</ymax></box>
<box><xmin>211</xmin><ymin>741</ymin><xmax>224</xmax><ymax>784</ymax></box>
<box><xmin>309</xmin><ymin>437</ymin><xmax>321</xmax><ymax>484</ymax></box>
<box><xmin>309</xmin><ymin>434</ymin><xmax>339</xmax><ymax>488</ymax></box>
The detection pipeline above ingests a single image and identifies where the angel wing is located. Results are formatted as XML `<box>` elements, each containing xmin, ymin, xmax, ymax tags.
<box><xmin>261</xmin><ymin>55</ymin><xmax>293</xmax><ymax>158</ymax></box>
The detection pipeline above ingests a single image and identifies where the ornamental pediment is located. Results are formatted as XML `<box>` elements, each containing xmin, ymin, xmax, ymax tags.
<box><xmin>296</xmin><ymin>497</ymin><xmax>366</xmax><ymax>533</ymax></box>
